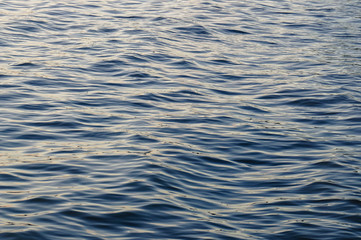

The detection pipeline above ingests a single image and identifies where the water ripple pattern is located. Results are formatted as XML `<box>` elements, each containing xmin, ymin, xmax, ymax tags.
<box><xmin>0</xmin><ymin>0</ymin><xmax>360</xmax><ymax>239</ymax></box>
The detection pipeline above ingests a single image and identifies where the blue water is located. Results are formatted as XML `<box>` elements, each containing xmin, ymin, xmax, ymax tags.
<box><xmin>0</xmin><ymin>0</ymin><xmax>360</xmax><ymax>239</ymax></box>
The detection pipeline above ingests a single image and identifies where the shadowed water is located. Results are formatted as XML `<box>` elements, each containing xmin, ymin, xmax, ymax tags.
<box><xmin>0</xmin><ymin>0</ymin><xmax>360</xmax><ymax>239</ymax></box>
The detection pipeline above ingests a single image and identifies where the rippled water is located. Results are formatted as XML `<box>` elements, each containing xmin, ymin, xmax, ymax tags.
<box><xmin>0</xmin><ymin>0</ymin><xmax>360</xmax><ymax>239</ymax></box>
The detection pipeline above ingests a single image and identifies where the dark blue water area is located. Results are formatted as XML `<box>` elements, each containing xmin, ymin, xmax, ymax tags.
<box><xmin>0</xmin><ymin>0</ymin><xmax>361</xmax><ymax>239</ymax></box>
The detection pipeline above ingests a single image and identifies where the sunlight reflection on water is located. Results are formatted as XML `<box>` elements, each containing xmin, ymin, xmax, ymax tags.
<box><xmin>0</xmin><ymin>0</ymin><xmax>360</xmax><ymax>239</ymax></box>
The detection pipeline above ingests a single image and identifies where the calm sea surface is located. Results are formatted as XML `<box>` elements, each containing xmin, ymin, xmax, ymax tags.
<box><xmin>0</xmin><ymin>0</ymin><xmax>360</xmax><ymax>239</ymax></box>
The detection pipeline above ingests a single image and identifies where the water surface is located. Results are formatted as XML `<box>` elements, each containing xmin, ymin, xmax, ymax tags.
<box><xmin>0</xmin><ymin>0</ymin><xmax>360</xmax><ymax>239</ymax></box>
